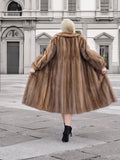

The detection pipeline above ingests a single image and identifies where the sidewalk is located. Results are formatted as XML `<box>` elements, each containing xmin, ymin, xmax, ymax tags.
<box><xmin>0</xmin><ymin>106</ymin><xmax>120</xmax><ymax>160</ymax></box>
<box><xmin>0</xmin><ymin>74</ymin><xmax>120</xmax><ymax>160</ymax></box>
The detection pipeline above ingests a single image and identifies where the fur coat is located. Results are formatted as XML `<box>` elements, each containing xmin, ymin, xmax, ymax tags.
<box><xmin>22</xmin><ymin>32</ymin><xmax>117</xmax><ymax>114</ymax></box>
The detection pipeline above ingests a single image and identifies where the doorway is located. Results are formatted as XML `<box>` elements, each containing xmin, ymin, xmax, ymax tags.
<box><xmin>7</xmin><ymin>42</ymin><xmax>19</xmax><ymax>74</ymax></box>
<box><xmin>100</xmin><ymin>45</ymin><xmax>109</xmax><ymax>69</ymax></box>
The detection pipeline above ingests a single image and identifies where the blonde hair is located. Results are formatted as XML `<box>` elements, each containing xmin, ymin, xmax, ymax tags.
<box><xmin>61</xmin><ymin>19</ymin><xmax>75</xmax><ymax>33</ymax></box>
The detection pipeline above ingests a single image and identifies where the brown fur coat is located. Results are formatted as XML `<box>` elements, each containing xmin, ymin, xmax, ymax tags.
<box><xmin>22</xmin><ymin>32</ymin><xmax>117</xmax><ymax>114</ymax></box>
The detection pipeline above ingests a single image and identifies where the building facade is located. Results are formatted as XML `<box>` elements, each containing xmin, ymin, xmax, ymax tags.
<box><xmin>0</xmin><ymin>0</ymin><xmax>120</xmax><ymax>74</ymax></box>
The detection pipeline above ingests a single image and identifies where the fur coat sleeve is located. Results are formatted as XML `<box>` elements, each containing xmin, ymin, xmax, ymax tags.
<box><xmin>31</xmin><ymin>36</ymin><xmax>57</xmax><ymax>71</ymax></box>
<box><xmin>80</xmin><ymin>35</ymin><xmax>107</xmax><ymax>74</ymax></box>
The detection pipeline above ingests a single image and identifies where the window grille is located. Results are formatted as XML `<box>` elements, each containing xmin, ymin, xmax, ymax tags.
<box><xmin>101</xmin><ymin>0</ymin><xmax>109</xmax><ymax>12</ymax></box>
<box><xmin>41</xmin><ymin>0</ymin><xmax>48</xmax><ymax>11</ymax></box>
<box><xmin>68</xmin><ymin>0</ymin><xmax>76</xmax><ymax>12</ymax></box>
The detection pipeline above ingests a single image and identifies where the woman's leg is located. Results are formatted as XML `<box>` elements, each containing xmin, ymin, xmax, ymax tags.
<box><xmin>64</xmin><ymin>114</ymin><xmax>72</xmax><ymax>126</ymax></box>
<box><xmin>61</xmin><ymin>114</ymin><xmax>73</xmax><ymax>142</ymax></box>
<box><xmin>61</xmin><ymin>114</ymin><xmax>72</xmax><ymax>126</ymax></box>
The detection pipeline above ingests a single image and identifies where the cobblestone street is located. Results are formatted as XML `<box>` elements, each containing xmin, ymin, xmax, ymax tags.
<box><xmin>0</xmin><ymin>74</ymin><xmax>120</xmax><ymax>160</ymax></box>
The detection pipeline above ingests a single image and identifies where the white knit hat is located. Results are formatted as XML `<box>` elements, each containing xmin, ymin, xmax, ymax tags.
<box><xmin>61</xmin><ymin>19</ymin><xmax>75</xmax><ymax>33</ymax></box>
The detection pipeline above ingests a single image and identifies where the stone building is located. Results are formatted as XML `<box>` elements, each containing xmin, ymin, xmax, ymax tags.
<box><xmin>0</xmin><ymin>0</ymin><xmax>120</xmax><ymax>74</ymax></box>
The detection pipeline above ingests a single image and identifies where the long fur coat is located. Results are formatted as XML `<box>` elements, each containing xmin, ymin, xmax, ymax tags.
<box><xmin>22</xmin><ymin>31</ymin><xmax>117</xmax><ymax>114</ymax></box>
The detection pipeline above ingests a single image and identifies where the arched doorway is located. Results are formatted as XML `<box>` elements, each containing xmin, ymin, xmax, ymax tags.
<box><xmin>1</xmin><ymin>27</ymin><xmax>24</xmax><ymax>74</ymax></box>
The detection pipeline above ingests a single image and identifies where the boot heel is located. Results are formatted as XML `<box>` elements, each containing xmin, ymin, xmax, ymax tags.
<box><xmin>70</xmin><ymin>132</ymin><xmax>72</xmax><ymax>137</ymax></box>
<box><xmin>70</xmin><ymin>126</ymin><xmax>72</xmax><ymax>137</ymax></box>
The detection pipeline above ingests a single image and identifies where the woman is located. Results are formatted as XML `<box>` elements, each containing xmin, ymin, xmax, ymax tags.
<box><xmin>22</xmin><ymin>19</ymin><xmax>117</xmax><ymax>143</ymax></box>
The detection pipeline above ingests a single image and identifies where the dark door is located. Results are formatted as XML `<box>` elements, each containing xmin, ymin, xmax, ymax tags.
<box><xmin>7</xmin><ymin>42</ymin><xmax>19</xmax><ymax>74</ymax></box>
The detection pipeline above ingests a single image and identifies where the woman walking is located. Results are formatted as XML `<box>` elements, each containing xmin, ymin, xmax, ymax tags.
<box><xmin>22</xmin><ymin>19</ymin><xmax>117</xmax><ymax>142</ymax></box>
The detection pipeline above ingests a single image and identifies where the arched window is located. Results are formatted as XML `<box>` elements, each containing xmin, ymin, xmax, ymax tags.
<box><xmin>101</xmin><ymin>0</ymin><xmax>109</xmax><ymax>12</ymax></box>
<box><xmin>7</xmin><ymin>1</ymin><xmax>22</xmax><ymax>16</ymax></box>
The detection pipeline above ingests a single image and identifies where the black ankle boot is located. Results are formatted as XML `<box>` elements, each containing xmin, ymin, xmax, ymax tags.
<box><xmin>63</xmin><ymin>123</ymin><xmax>72</xmax><ymax>136</ymax></box>
<box><xmin>62</xmin><ymin>125</ymin><xmax>72</xmax><ymax>142</ymax></box>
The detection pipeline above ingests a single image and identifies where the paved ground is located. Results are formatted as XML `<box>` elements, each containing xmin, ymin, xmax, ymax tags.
<box><xmin>0</xmin><ymin>74</ymin><xmax>120</xmax><ymax>160</ymax></box>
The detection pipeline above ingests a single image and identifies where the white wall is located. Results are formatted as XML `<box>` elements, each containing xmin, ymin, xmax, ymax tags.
<box><xmin>52</xmin><ymin>0</ymin><xmax>97</xmax><ymax>11</ymax></box>
<box><xmin>80</xmin><ymin>0</ymin><xmax>96</xmax><ymax>11</ymax></box>
<box><xmin>87</xmin><ymin>38</ymin><xmax>96</xmax><ymax>51</ymax></box>
<box><xmin>36</xmin><ymin>29</ymin><xmax>61</xmax><ymax>37</ymax></box>
<box><xmin>118</xmin><ymin>0</ymin><xmax>120</xmax><ymax>11</ymax></box>
<box><xmin>52</xmin><ymin>0</ymin><xmax>63</xmax><ymax>10</ymax></box>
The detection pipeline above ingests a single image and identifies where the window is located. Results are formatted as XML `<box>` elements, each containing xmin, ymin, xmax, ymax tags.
<box><xmin>94</xmin><ymin>33</ymin><xmax>113</xmax><ymax>71</ymax></box>
<box><xmin>40</xmin><ymin>45</ymin><xmax>48</xmax><ymax>54</ymax></box>
<box><xmin>68</xmin><ymin>0</ymin><xmax>76</xmax><ymax>12</ymax></box>
<box><xmin>101</xmin><ymin>0</ymin><xmax>109</xmax><ymax>12</ymax></box>
<box><xmin>7</xmin><ymin>1</ymin><xmax>22</xmax><ymax>16</ymax></box>
<box><xmin>41</xmin><ymin>0</ymin><xmax>48</xmax><ymax>11</ymax></box>
<box><xmin>100</xmin><ymin>45</ymin><xmax>109</xmax><ymax>69</ymax></box>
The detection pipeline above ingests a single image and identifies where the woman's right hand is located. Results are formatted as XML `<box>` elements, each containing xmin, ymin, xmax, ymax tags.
<box><xmin>101</xmin><ymin>67</ymin><xmax>107</xmax><ymax>75</ymax></box>
<box><xmin>29</xmin><ymin>68</ymin><xmax>35</xmax><ymax>77</ymax></box>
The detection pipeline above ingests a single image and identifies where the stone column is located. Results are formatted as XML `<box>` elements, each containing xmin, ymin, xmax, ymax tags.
<box><xmin>31</xmin><ymin>0</ymin><xmax>36</xmax><ymax>16</ymax></box>
<box><xmin>36</xmin><ymin>0</ymin><xmax>40</xmax><ymax>10</ymax></box>
<box><xmin>25</xmin><ymin>0</ymin><xmax>30</xmax><ymax>10</ymax></box>
<box><xmin>31</xmin><ymin>0</ymin><xmax>36</xmax><ymax>10</ymax></box>
<box><xmin>113</xmin><ymin>0</ymin><xmax>118</xmax><ymax>17</ymax></box>
<box><xmin>30</xmin><ymin>29</ymin><xmax>36</xmax><ymax>63</ymax></box>
<box><xmin>82</xmin><ymin>23</ymin><xmax>87</xmax><ymax>39</ymax></box>
<box><xmin>1</xmin><ymin>39</ymin><xmax>7</xmax><ymax>74</ymax></box>
<box><xmin>49</xmin><ymin>0</ymin><xmax>52</xmax><ymax>10</ymax></box>
<box><xmin>0</xmin><ymin>21</ymin><xmax>2</xmax><ymax>74</ymax></box>
<box><xmin>23</xmin><ymin>0</ymin><xmax>30</xmax><ymax>17</ymax></box>
<box><xmin>19</xmin><ymin>39</ymin><xmax>24</xmax><ymax>74</ymax></box>
<box><xmin>23</xmin><ymin>20</ymin><xmax>31</xmax><ymax>74</ymax></box>
<box><xmin>23</xmin><ymin>20</ymin><xmax>36</xmax><ymax>74</ymax></box>
<box><xmin>24</xmin><ymin>29</ymin><xmax>31</xmax><ymax>74</ymax></box>
<box><xmin>0</xmin><ymin>22</ymin><xmax>6</xmax><ymax>74</ymax></box>
<box><xmin>119</xmin><ymin>29</ymin><xmax>120</xmax><ymax>73</ymax></box>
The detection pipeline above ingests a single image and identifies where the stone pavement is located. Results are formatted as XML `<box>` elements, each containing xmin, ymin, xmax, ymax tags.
<box><xmin>0</xmin><ymin>74</ymin><xmax>120</xmax><ymax>160</ymax></box>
